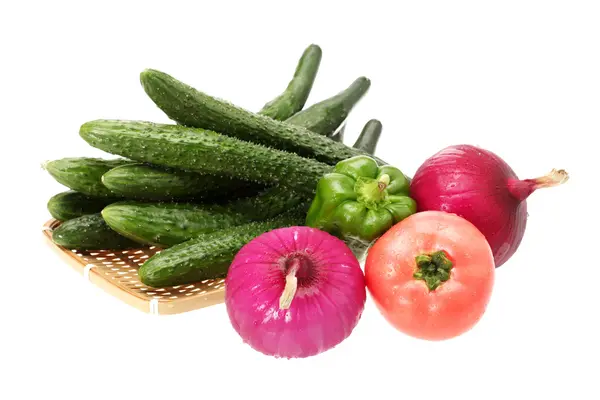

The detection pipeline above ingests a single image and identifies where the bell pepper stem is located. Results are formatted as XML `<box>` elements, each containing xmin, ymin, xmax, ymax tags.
<box><xmin>356</xmin><ymin>174</ymin><xmax>391</xmax><ymax>207</ymax></box>
<box><xmin>378</xmin><ymin>174</ymin><xmax>390</xmax><ymax>189</ymax></box>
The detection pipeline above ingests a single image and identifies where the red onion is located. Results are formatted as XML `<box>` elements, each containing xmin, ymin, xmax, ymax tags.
<box><xmin>410</xmin><ymin>144</ymin><xmax>568</xmax><ymax>268</ymax></box>
<box><xmin>225</xmin><ymin>226</ymin><xmax>366</xmax><ymax>358</ymax></box>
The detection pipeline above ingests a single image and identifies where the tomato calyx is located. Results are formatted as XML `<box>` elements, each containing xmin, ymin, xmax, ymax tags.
<box><xmin>413</xmin><ymin>250</ymin><xmax>453</xmax><ymax>291</ymax></box>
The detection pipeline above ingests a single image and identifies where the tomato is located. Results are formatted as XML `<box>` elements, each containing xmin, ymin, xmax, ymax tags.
<box><xmin>365</xmin><ymin>211</ymin><xmax>495</xmax><ymax>341</ymax></box>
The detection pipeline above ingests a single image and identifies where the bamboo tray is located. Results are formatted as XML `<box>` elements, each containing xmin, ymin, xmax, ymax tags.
<box><xmin>42</xmin><ymin>219</ymin><xmax>226</xmax><ymax>315</ymax></box>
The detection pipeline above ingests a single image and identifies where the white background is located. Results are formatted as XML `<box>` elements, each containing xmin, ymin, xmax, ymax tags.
<box><xmin>2</xmin><ymin>1</ymin><xmax>599</xmax><ymax>399</ymax></box>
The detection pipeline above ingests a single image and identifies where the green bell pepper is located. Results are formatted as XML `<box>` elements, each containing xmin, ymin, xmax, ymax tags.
<box><xmin>306</xmin><ymin>155</ymin><xmax>417</xmax><ymax>244</ymax></box>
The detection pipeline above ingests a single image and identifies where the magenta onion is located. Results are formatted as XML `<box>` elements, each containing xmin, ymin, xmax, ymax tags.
<box><xmin>225</xmin><ymin>226</ymin><xmax>366</xmax><ymax>358</ymax></box>
<box><xmin>410</xmin><ymin>144</ymin><xmax>568</xmax><ymax>268</ymax></box>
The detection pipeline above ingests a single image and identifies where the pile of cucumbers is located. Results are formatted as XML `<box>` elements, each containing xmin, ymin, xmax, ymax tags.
<box><xmin>44</xmin><ymin>44</ymin><xmax>386</xmax><ymax>288</ymax></box>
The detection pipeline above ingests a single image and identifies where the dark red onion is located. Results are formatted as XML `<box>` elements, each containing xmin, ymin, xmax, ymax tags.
<box><xmin>410</xmin><ymin>145</ymin><xmax>568</xmax><ymax>267</ymax></box>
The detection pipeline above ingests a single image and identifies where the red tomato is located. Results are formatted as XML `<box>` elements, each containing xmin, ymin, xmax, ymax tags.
<box><xmin>365</xmin><ymin>211</ymin><xmax>495</xmax><ymax>341</ymax></box>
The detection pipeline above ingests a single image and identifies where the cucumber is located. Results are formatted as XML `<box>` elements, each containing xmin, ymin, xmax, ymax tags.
<box><xmin>331</xmin><ymin>124</ymin><xmax>345</xmax><ymax>143</ymax></box>
<box><xmin>80</xmin><ymin>120</ymin><xmax>332</xmax><ymax>196</ymax></box>
<box><xmin>47</xmin><ymin>191</ymin><xmax>118</xmax><ymax>221</ymax></box>
<box><xmin>353</xmin><ymin>119</ymin><xmax>383</xmax><ymax>155</ymax></box>
<box><xmin>139</xmin><ymin>69</ymin><xmax>367</xmax><ymax>165</ymax></box>
<box><xmin>138</xmin><ymin>210</ymin><xmax>306</xmax><ymax>288</ymax></box>
<box><xmin>51</xmin><ymin>214</ymin><xmax>138</xmax><ymax>250</ymax></box>
<box><xmin>44</xmin><ymin>157</ymin><xmax>129</xmax><ymax>197</ymax></box>
<box><xmin>101</xmin><ymin>186</ymin><xmax>306</xmax><ymax>247</ymax></box>
<box><xmin>259</xmin><ymin>44</ymin><xmax>322</xmax><ymax>121</ymax></box>
<box><xmin>285</xmin><ymin>77</ymin><xmax>371</xmax><ymax>136</ymax></box>
<box><xmin>101</xmin><ymin>163</ymin><xmax>263</xmax><ymax>201</ymax></box>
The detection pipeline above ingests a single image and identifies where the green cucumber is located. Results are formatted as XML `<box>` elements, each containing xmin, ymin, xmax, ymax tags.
<box><xmin>101</xmin><ymin>163</ymin><xmax>263</xmax><ymax>201</ymax></box>
<box><xmin>47</xmin><ymin>191</ymin><xmax>118</xmax><ymax>221</ymax></box>
<box><xmin>80</xmin><ymin>119</ymin><xmax>332</xmax><ymax>196</ymax></box>
<box><xmin>139</xmin><ymin>69</ymin><xmax>368</xmax><ymax>165</ymax></box>
<box><xmin>353</xmin><ymin>119</ymin><xmax>383</xmax><ymax>155</ymax></box>
<box><xmin>331</xmin><ymin>124</ymin><xmax>345</xmax><ymax>143</ymax></box>
<box><xmin>101</xmin><ymin>186</ymin><xmax>306</xmax><ymax>247</ymax></box>
<box><xmin>44</xmin><ymin>157</ymin><xmax>129</xmax><ymax>197</ymax></box>
<box><xmin>51</xmin><ymin>214</ymin><xmax>138</xmax><ymax>250</ymax></box>
<box><xmin>139</xmin><ymin>210</ymin><xmax>306</xmax><ymax>288</ymax></box>
<box><xmin>285</xmin><ymin>77</ymin><xmax>371</xmax><ymax>136</ymax></box>
<box><xmin>259</xmin><ymin>44</ymin><xmax>322</xmax><ymax>121</ymax></box>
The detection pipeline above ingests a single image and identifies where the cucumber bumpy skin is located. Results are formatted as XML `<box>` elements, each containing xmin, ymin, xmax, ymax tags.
<box><xmin>51</xmin><ymin>214</ymin><xmax>139</xmax><ymax>250</ymax></box>
<box><xmin>44</xmin><ymin>157</ymin><xmax>130</xmax><ymax>197</ymax></box>
<box><xmin>79</xmin><ymin>119</ymin><xmax>332</xmax><ymax>196</ymax></box>
<box><xmin>139</xmin><ymin>69</ymin><xmax>367</xmax><ymax>165</ymax></box>
<box><xmin>285</xmin><ymin>77</ymin><xmax>371</xmax><ymax>137</ymax></box>
<box><xmin>101</xmin><ymin>163</ymin><xmax>263</xmax><ymax>201</ymax></box>
<box><xmin>138</xmin><ymin>210</ymin><xmax>306</xmax><ymax>288</ymax></box>
<box><xmin>101</xmin><ymin>185</ymin><xmax>306</xmax><ymax>247</ymax></box>
<box><xmin>102</xmin><ymin>201</ymin><xmax>237</xmax><ymax>247</ymax></box>
<box><xmin>47</xmin><ymin>190</ymin><xmax>118</xmax><ymax>221</ymax></box>
<box><xmin>259</xmin><ymin>44</ymin><xmax>322</xmax><ymax>121</ymax></box>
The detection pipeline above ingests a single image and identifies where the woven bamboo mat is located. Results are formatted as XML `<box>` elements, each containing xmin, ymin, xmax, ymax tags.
<box><xmin>42</xmin><ymin>219</ymin><xmax>226</xmax><ymax>315</ymax></box>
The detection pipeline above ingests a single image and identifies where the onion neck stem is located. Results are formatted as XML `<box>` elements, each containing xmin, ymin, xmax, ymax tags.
<box><xmin>508</xmin><ymin>169</ymin><xmax>569</xmax><ymax>201</ymax></box>
<box><xmin>534</xmin><ymin>169</ymin><xmax>569</xmax><ymax>188</ymax></box>
<box><xmin>279</xmin><ymin>258</ymin><xmax>301</xmax><ymax>310</ymax></box>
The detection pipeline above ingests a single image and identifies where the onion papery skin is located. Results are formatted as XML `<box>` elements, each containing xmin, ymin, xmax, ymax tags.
<box><xmin>410</xmin><ymin>145</ymin><xmax>527</xmax><ymax>268</ymax></box>
<box><xmin>225</xmin><ymin>226</ymin><xmax>366</xmax><ymax>359</ymax></box>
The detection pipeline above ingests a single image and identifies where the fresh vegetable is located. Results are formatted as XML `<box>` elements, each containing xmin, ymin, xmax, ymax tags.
<box><xmin>101</xmin><ymin>163</ymin><xmax>262</xmax><ymax>201</ymax></box>
<box><xmin>44</xmin><ymin>157</ymin><xmax>129</xmax><ymax>197</ymax></box>
<box><xmin>330</xmin><ymin>125</ymin><xmax>345</xmax><ymax>143</ymax></box>
<box><xmin>102</xmin><ymin>186</ymin><xmax>306</xmax><ymax>247</ymax></box>
<box><xmin>51</xmin><ymin>214</ymin><xmax>138</xmax><ymax>250</ymax></box>
<box><xmin>365</xmin><ymin>211</ymin><xmax>495</xmax><ymax>341</ymax></box>
<box><xmin>225</xmin><ymin>226</ymin><xmax>366</xmax><ymax>358</ymax></box>
<box><xmin>80</xmin><ymin>119</ymin><xmax>331</xmax><ymax>196</ymax></box>
<box><xmin>284</xmin><ymin>77</ymin><xmax>371</xmax><ymax>136</ymax></box>
<box><xmin>47</xmin><ymin>191</ymin><xmax>118</xmax><ymax>221</ymax></box>
<box><xmin>259</xmin><ymin>44</ymin><xmax>322</xmax><ymax>121</ymax></box>
<box><xmin>410</xmin><ymin>145</ymin><xmax>569</xmax><ymax>267</ymax></box>
<box><xmin>306</xmin><ymin>155</ymin><xmax>416</xmax><ymax>245</ymax></box>
<box><xmin>139</xmin><ymin>210</ymin><xmax>306</xmax><ymax>288</ymax></box>
<box><xmin>353</xmin><ymin>119</ymin><xmax>382</xmax><ymax>155</ymax></box>
<box><xmin>139</xmin><ymin>69</ymin><xmax>371</xmax><ymax>165</ymax></box>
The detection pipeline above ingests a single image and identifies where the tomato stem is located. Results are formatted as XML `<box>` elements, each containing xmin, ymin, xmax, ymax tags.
<box><xmin>413</xmin><ymin>250</ymin><xmax>453</xmax><ymax>291</ymax></box>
